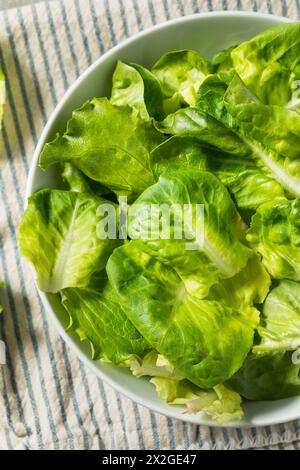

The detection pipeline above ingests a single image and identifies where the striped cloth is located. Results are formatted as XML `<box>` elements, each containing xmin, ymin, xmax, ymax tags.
<box><xmin>0</xmin><ymin>0</ymin><xmax>300</xmax><ymax>451</ymax></box>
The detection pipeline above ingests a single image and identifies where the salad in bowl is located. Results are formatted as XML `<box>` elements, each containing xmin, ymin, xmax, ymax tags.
<box><xmin>19</xmin><ymin>19</ymin><xmax>300</xmax><ymax>425</ymax></box>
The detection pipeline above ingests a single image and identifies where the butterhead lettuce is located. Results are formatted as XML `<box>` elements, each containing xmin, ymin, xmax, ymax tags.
<box><xmin>18</xmin><ymin>189</ymin><xmax>121</xmax><ymax>292</ymax></box>
<box><xmin>39</xmin><ymin>98</ymin><xmax>163</xmax><ymax>199</ymax></box>
<box><xmin>18</xmin><ymin>22</ymin><xmax>300</xmax><ymax>424</ymax></box>
<box><xmin>152</xmin><ymin>50</ymin><xmax>212</xmax><ymax>112</ymax></box>
<box><xmin>128</xmin><ymin>170</ymin><xmax>252</xmax><ymax>298</ymax></box>
<box><xmin>254</xmin><ymin>280</ymin><xmax>300</xmax><ymax>355</ymax></box>
<box><xmin>61</xmin><ymin>282</ymin><xmax>150</xmax><ymax>363</ymax></box>
<box><xmin>111</xmin><ymin>60</ymin><xmax>164</xmax><ymax>121</ymax></box>
<box><xmin>231</xmin><ymin>22</ymin><xmax>300</xmax><ymax>110</ymax></box>
<box><xmin>247</xmin><ymin>198</ymin><xmax>300</xmax><ymax>281</ymax></box>
<box><xmin>151</xmin><ymin>136</ymin><xmax>284</xmax><ymax>211</ymax></box>
<box><xmin>107</xmin><ymin>241</ymin><xmax>258</xmax><ymax>389</ymax></box>
<box><xmin>198</xmin><ymin>74</ymin><xmax>300</xmax><ymax>197</ymax></box>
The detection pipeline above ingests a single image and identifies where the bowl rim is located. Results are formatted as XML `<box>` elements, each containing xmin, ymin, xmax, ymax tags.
<box><xmin>25</xmin><ymin>10</ymin><xmax>299</xmax><ymax>429</ymax></box>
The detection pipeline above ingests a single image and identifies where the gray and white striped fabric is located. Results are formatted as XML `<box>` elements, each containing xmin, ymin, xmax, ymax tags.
<box><xmin>0</xmin><ymin>0</ymin><xmax>300</xmax><ymax>450</ymax></box>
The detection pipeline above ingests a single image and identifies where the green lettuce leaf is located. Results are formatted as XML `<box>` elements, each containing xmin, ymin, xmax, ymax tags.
<box><xmin>110</xmin><ymin>60</ymin><xmax>164</xmax><ymax>121</ymax></box>
<box><xmin>107</xmin><ymin>241</ymin><xmax>258</xmax><ymax>389</ymax></box>
<box><xmin>128</xmin><ymin>350</ymin><xmax>184</xmax><ymax>380</ymax></box>
<box><xmin>228</xmin><ymin>351</ymin><xmax>300</xmax><ymax>400</ymax></box>
<box><xmin>128</xmin><ymin>350</ymin><xmax>241</xmax><ymax>419</ymax></box>
<box><xmin>247</xmin><ymin>198</ymin><xmax>300</xmax><ymax>281</ymax></box>
<box><xmin>254</xmin><ymin>280</ymin><xmax>300</xmax><ymax>355</ymax></box>
<box><xmin>225</xmin><ymin>77</ymin><xmax>300</xmax><ymax>190</ymax></box>
<box><xmin>201</xmin><ymin>384</ymin><xmax>243</xmax><ymax>423</ymax></box>
<box><xmin>151</xmin><ymin>136</ymin><xmax>284</xmax><ymax>210</ymax></box>
<box><xmin>62</xmin><ymin>163</ymin><xmax>110</xmax><ymax>197</ymax></box>
<box><xmin>152</xmin><ymin>50</ymin><xmax>212</xmax><ymax>113</ymax></box>
<box><xmin>61</xmin><ymin>283</ymin><xmax>150</xmax><ymax>363</ymax></box>
<box><xmin>208</xmin><ymin>254</ymin><xmax>270</xmax><ymax>310</ymax></box>
<box><xmin>150</xmin><ymin>377</ymin><xmax>215</xmax><ymax>405</ymax></box>
<box><xmin>198</xmin><ymin>74</ymin><xmax>300</xmax><ymax>197</ymax></box>
<box><xmin>18</xmin><ymin>189</ymin><xmax>120</xmax><ymax>293</ymax></box>
<box><xmin>151</xmin><ymin>378</ymin><xmax>243</xmax><ymax>423</ymax></box>
<box><xmin>128</xmin><ymin>170</ymin><xmax>252</xmax><ymax>297</ymax></box>
<box><xmin>39</xmin><ymin>98</ymin><xmax>163</xmax><ymax>198</ymax></box>
<box><xmin>0</xmin><ymin>68</ymin><xmax>4</xmax><ymax>126</ymax></box>
<box><xmin>155</xmin><ymin>107</ymin><xmax>250</xmax><ymax>158</ymax></box>
<box><xmin>231</xmin><ymin>22</ymin><xmax>300</xmax><ymax>110</ymax></box>
<box><xmin>211</xmin><ymin>45</ymin><xmax>237</xmax><ymax>82</ymax></box>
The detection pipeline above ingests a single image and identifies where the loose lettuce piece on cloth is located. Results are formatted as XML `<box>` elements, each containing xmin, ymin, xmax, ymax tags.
<box><xmin>0</xmin><ymin>73</ymin><xmax>4</xmax><ymax>311</ymax></box>
<box><xmin>110</xmin><ymin>60</ymin><xmax>164</xmax><ymax>121</ymax></box>
<box><xmin>18</xmin><ymin>189</ymin><xmax>121</xmax><ymax>293</ymax></box>
<box><xmin>228</xmin><ymin>351</ymin><xmax>300</xmax><ymax>401</ymax></box>
<box><xmin>107</xmin><ymin>241</ymin><xmax>258</xmax><ymax>389</ymax></box>
<box><xmin>254</xmin><ymin>280</ymin><xmax>300</xmax><ymax>355</ymax></box>
<box><xmin>61</xmin><ymin>283</ymin><xmax>150</xmax><ymax>363</ymax></box>
<box><xmin>0</xmin><ymin>68</ymin><xmax>5</xmax><ymax>125</ymax></box>
<box><xmin>231</xmin><ymin>22</ymin><xmax>300</xmax><ymax>110</ymax></box>
<box><xmin>198</xmin><ymin>74</ymin><xmax>300</xmax><ymax>197</ymax></box>
<box><xmin>151</xmin><ymin>50</ymin><xmax>212</xmax><ymax>113</ymax></box>
<box><xmin>39</xmin><ymin>98</ymin><xmax>164</xmax><ymax>198</ymax></box>
<box><xmin>0</xmin><ymin>282</ymin><xmax>4</xmax><ymax>365</ymax></box>
<box><xmin>128</xmin><ymin>170</ymin><xmax>252</xmax><ymax>298</ymax></box>
<box><xmin>151</xmin><ymin>136</ymin><xmax>284</xmax><ymax>211</ymax></box>
<box><xmin>247</xmin><ymin>198</ymin><xmax>300</xmax><ymax>281</ymax></box>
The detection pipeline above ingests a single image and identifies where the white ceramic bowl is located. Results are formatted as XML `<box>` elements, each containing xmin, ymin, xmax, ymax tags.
<box><xmin>26</xmin><ymin>11</ymin><xmax>300</xmax><ymax>428</ymax></box>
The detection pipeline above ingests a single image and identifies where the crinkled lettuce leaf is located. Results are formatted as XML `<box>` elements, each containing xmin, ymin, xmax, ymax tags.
<box><xmin>18</xmin><ymin>189</ymin><xmax>121</xmax><ymax>293</ymax></box>
<box><xmin>231</xmin><ymin>22</ymin><xmax>300</xmax><ymax>110</ymax></box>
<box><xmin>225</xmin><ymin>77</ymin><xmax>300</xmax><ymax>195</ymax></box>
<box><xmin>151</xmin><ymin>136</ymin><xmax>284</xmax><ymax>210</ymax></box>
<box><xmin>150</xmin><ymin>377</ymin><xmax>215</xmax><ymax>406</ymax></box>
<box><xmin>151</xmin><ymin>378</ymin><xmax>243</xmax><ymax>423</ymax></box>
<box><xmin>247</xmin><ymin>198</ymin><xmax>300</xmax><ymax>281</ymax></box>
<box><xmin>61</xmin><ymin>282</ymin><xmax>150</xmax><ymax>363</ymax></box>
<box><xmin>110</xmin><ymin>60</ymin><xmax>164</xmax><ymax>121</ymax></box>
<box><xmin>208</xmin><ymin>254</ymin><xmax>270</xmax><ymax>310</ymax></box>
<box><xmin>152</xmin><ymin>50</ymin><xmax>212</xmax><ymax>113</ymax></box>
<box><xmin>228</xmin><ymin>351</ymin><xmax>300</xmax><ymax>401</ymax></box>
<box><xmin>39</xmin><ymin>98</ymin><xmax>164</xmax><ymax>198</ymax></box>
<box><xmin>128</xmin><ymin>350</ymin><xmax>184</xmax><ymax>380</ymax></box>
<box><xmin>254</xmin><ymin>280</ymin><xmax>300</xmax><ymax>355</ymax></box>
<box><xmin>203</xmin><ymin>384</ymin><xmax>243</xmax><ymax>423</ymax></box>
<box><xmin>128</xmin><ymin>170</ymin><xmax>252</xmax><ymax>297</ymax></box>
<box><xmin>107</xmin><ymin>241</ymin><xmax>258</xmax><ymax>389</ymax></box>
<box><xmin>198</xmin><ymin>74</ymin><xmax>300</xmax><ymax>197</ymax></box>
